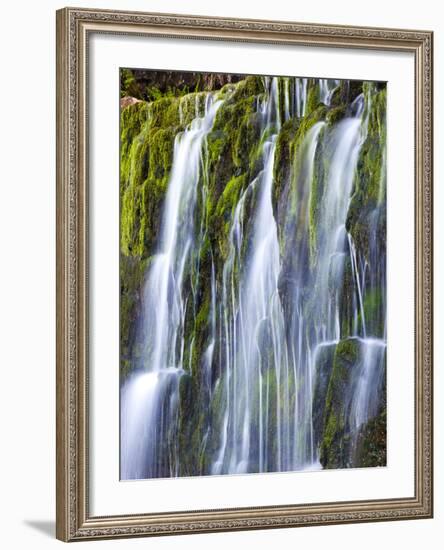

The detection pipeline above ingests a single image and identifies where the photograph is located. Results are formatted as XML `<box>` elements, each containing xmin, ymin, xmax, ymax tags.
<box><xmin>119</xmin><ymin>69</ymin><xmax>387</xmax><ymax>481</ymax></box>
<box><xmin>53</xmin><ymin>5</ymin><xmax>433</xmax><ymax>542</ymax></box>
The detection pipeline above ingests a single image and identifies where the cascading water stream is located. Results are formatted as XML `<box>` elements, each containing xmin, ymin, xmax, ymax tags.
<box><xmin>295</xmin><ymin>78</ymin><xmax>308</xmax><ymax>117</ymax></box>
<box><xmin>350</xmin><ymin>338</ymin><xmax>386</xmax><ymax>432</ymax></box>
<box><xmin>343</xmin><ymin>91</ymin><xmax>387</xmax><ymax>448</ymax></box>
<box><xmin>212</xmin><ymin>77</ymin><xmax>291</xmax><ymax>474</ymax></box>
<box><xmin>319</xmin><ymin>79</ymin><xmax>340</xmax><ymax>106</ymax></box>
<box><xmin>120</xmin><ymin>94</ymin><xmax>222</xmax><ymax>480</ymax></box>
<box><xmin>283</xmin><ymin>121</ymin><xmax>326</xmax><ymax>468</ymax></box>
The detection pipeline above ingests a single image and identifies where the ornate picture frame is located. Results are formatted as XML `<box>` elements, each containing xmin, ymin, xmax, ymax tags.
<box><xmin>56</xmin><ymin>7</ymin><xmax>433</xmax><ymax>541</ymax></box>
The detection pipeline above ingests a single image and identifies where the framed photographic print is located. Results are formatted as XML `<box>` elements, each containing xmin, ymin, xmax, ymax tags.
<box><xmin>56</xmin><ymin>7</ymin><xmax>433</xmax><ymax>541</ymax></box>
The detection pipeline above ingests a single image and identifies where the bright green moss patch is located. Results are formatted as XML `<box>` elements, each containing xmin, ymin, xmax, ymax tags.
<box><xmin>148</xmin><ymin>96</ymin><xmax>181</xmax><ymax>128</ymax></box>
<box><xmin>326</xmin><ymin>105</ymin><xmax>347</xmax><ymax>126</ymax></box>
<box><xmin>231</xmin><ymin>75</ymin><xmax>265</xmax><ymax>102</ymax></box>
<box><xmin>215</xmin><ymin>174</ymin><xmax>247</xmax><ymax>220</ymax></box>
<box><xmin>272</xmin><ymin>118</ymin><xmax>300</xmax><ymax>214</ymax></box>
<box><xmin>305</xmin><ymin>79</ymin><xmax>322</xmax><ymax>116</ymax></box>
<box><xmin>214</xmin><ymin>174</ymin><xmax>247</xmax><ymax>259</ymax></box>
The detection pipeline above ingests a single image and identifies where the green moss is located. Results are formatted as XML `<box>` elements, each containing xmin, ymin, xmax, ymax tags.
<box><xmin>249</xmin><ymin>126</ymin><xmax>274</xmax><ymax>174</ymax></box>
<box><xmin>148</xmin><ymin>96</ymin><xmax>181</xmax><ymax>128</ymax></box>
<box><xmin>119</xmin><ymin>74</ymin><xmax>388</xmax><ymax>471</ymax></box>
<box><xmin>329</xmin><ymin>86</ymin><xmax>343</xmax><ymax>108</ymax></box>
<box><xmin>200</xmin><ymin>76</ymin><xmax>270</xmax><ymax>266</ymax></box>
<box><xmin>320</xmin><ymin>338</ymin><xmax>360</xmax><ymax>468</ymax></box>
<box><xmin>234</xmin><ymin>114</ymin><xmax>261</xmax><ymax>170</ymax></box>
<box><xmin>211</xmin><ymin>378</ymin><xmax>226</xmax><ymax>426</ymax></box>
<box><xmin>179</xmin><ymin>92</ymin><xmax>208</xmax><ymax>126</ymax></box>
<box><xmin>231</xmin><ymin>75</ymin><xmax>265</xmax><ymax>101</ymax></box>
<box><xmin>177</xmin><ymin>373</ymin><xmax>209</xmax><ymax>475</ymax></box>
<box><xmin>292</xmin><ymin>105</ymin><xmax>328</xmax><ymax>156</ymax></box>
<box><xmin>204</xmin><ymin>377</ymin><xmax>227</xmax><ymax>466</ymax></box>
<box><xmin>358</xmin><ymin>287</ymin><xmax>385</xmax><ymax>338</ymax></box>
<box><xmin>215</xmin><ymin>174</ymin><xmax>246</xmax><ymax>219</ymax></box>
<box><xmin>213</xmin><ymin>174</ymin><xmax>247</xmax><ymax>259</ymax></box>
<box><xmin>336</xmin><ymin>338</ymin><xmax>359</xmax><ymax>363</ymax></box>
<box><xmin>312</xmin><ymin>343</ymin><xmax>336</xmax><ymax>446</ymax></box>
<box><xmin>308</xmin><ymin>124</ymin><xmax>328</xmax><ymax>262</ymax></box>
<box><xmin>120</xmin><ymin>254</ymin><xmax>150</xmax><ymax>378</ymax></box>
<box><xmin>120</xmin><ymin>68</ymin><xmax>142</xmax><ymax>99</ymax></box>
<box><xmin>326</xmin><ymin>105</ymin><xmax>346</xmax><ymax>126</ymax></box>
<box><xmin>205</xmin><ymin>94</ymin><xmax>260</xmax><ymax>216</ymax></box>
<box><xmin>273</xmin><ymin>105</ymin><xmax>327</xmax><ymax>257</ymax></box>
<box><xmin>195</xmin><ymin>295</ymin><xmax>210</xmax><ymax>335</ymax></box>
<box><xmin>120</xmin><ymin>125</ymin><xmax>176</xmax><ymax>257</ymax></box>
<box><xmin>338</xmin><ymin>256</ymin><xmax>356</xmax><ymax>338</ymax></box>
<box><xmin>273</xmin><ymin>105</ymin><xmax>327</xmax><ymax>212</ymax></box>
<box><xmin>185</xmin><ymin>289</ymin><xmax>212</xmax><ymax>380</ymax></box>
<box><xmin>305</xmin><ymin>79</ymin><xmax>322</xmax><ymax>116</ymax></box>
<box><xmin>120</xmin><ymin>102</ymin><xmax>150</xmax><ymax>186</ymax></box>
<box><xmin>355</xmin><ymin>407</ymin><xmax>387</xmax><ymax>467</ymax></box>
<box><xmin>346</xmin><ymin>84</ymin><xmax>387</xmax><ymax>261</ymax></box>
<box><xmin>120</xmin><ymin>135</ymin><xmax>150</xmax><ymax>256</ymax></box>
<box><xmin>330</xmin><ymin>80</ymin><xmax>363</xmax><ymax>108</ymax></box>
<box><xmin>119</xmin><ymin>91</ymin><xmax>192</xmax><ymax>361</ymax></box>
<box><xmin>349</xmin><ymin>80</ymin><xmax>364</xmax><ymax>102</ymax></box>
<box><xmin>147</xmin><ymin>127</ymin><xmax>175</xmax><ymax>182</ymax></box>
<box><xmin>265</xmin><ymin>368</ymin><xmax>278</xmax><ymax>468</ymax></box>
<box><xmin>272</xmin><ymin>118</ymin><xmax>300</xmax><ymax>214</ymax></box>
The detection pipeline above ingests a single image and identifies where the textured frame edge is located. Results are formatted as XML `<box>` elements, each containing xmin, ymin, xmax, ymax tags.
<box><xmin>55</xmin><ymin>6</ymin><xmax>433</xmax><ymax>542</ymax></box>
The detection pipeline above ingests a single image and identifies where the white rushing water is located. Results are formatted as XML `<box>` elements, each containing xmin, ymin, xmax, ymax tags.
<box><xmin>212</xmin><ymin>77</ymin><xmax>288</xmax><ymax>474</ymax></box>
<box><xmin>121</xmin><ymin>77</ymin><xmax>386</xmax><ymax>478</ymax></box>
<box><xmin>319</xmin><ymin>78</ymin><xmax>340</xmax><ymax>106</ymax></box>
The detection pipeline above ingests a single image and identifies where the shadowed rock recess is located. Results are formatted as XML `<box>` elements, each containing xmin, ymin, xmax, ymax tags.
<box><xmin>119</xmin><ymin>70</ymin><xmax>387</xmax><ymax>480</ymax></box>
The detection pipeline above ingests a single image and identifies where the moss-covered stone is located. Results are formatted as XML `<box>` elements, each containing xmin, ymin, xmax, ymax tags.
<box><xmin>312</xmin><ymin>343</ymin><xmax>336</xmax><ymax>447</ymax></box>
<box><xmin>308</xmin><ymin>124</ymin><xmax>328</xmax><ymax>262</ymax></box>
<box><xmin>272</xmin><ymin>117</ymin><xmax>300</xmax><ymax>218</ymax></box>
<box><xmin>120</xmin><ymin>254</ymin><xmax>151</xmax><ymax>379</ymax></box>
<box><xmin>273</xmin><ymin>105</ymin><xmax>327</xmax><ymax>225</ymax></box>
<box><xmin>326</xmin><ymin>105</ymin><xmax>347</xmax><ymax>126</ymax></box>
<box><xmin>346</xmin><ymin>84</ymin><xmax>387</xmax><ymax>261</ymax></box>
<box><xmin>213</xmin><ymin>174</ymin><xmax>247</xmax><ymax>259</ymax></box>
<box><xmin>338</xmin><ymin>255</ymin><xmax>356</xmax><ymax>338</ymax></box>
<box><xmin>148</xmin><ymin>96</ymin><xmax>181</xmax><ymax>128</ymax></box>
<box><xmin>354</xmin><ymin>407</ymin><xmax>387</xmax><ymax>467</ymax></box>
<box><xmin>231</xmin><ymin>75</ymin><xmax>265</xmax><ymax>102</ymax></box>
<box><xmin>330</xmin><ymin>79</ymin><xmax>363</xmax><ymax>108</ymax></box>
<box><xmin>359</xmin><ymin>287</ymin><xmax>385</xmax><ymax>338</ymax></box>
<box><xmin>319</xmin><ymin>338</ymin><xmax>360</xmax><ymax>468</ymax></box>
<box><xmin>305</xmin><ymin>79</ymin><xmax>322</xmax><ymax>116</ymax></box>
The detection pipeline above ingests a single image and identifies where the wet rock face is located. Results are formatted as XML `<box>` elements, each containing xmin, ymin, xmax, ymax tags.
<box><xmin>120</xmin><ymin>68</ymin><xmax>245</xmax><ymax>101</ymax></box>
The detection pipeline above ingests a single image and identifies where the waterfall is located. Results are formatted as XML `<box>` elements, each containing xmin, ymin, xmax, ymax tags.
<box><xmin>284</xmin><ymin>121</ymin><xmax>326</xmax><ymax>467</ymax></box>
<box><xmin>138</xmin><ymin>94</ymin><xmax>222</xmax><ymax>374</ymax></box>
<box><xmin>294</xmin><ymin>77</ymin><xmax>308</xmax><ymax>117</ymax></box>
<box><xmin>212</xmin><ymin>77</ymin><xmax>290</xmax><ymax>474</ymax></box>
<box><xmin>120</xmin><ymin>75</ymin><xmax>386</xmax><ymax>478</ymax></box>
<box><xmin>121</xmin><ymin>94</ymin><xmax>222</xmax><ymax>480</ymax></box>
<box><xmin>319</xmin><ymin>79</ymin><xmax>340</xmax><ymax>106</ymax></box>
<box><xmin>350</xmin><ymin>338</ymin><xmax>386</xmax><ymax>432</ymax></box>
<box><xmin>342</xmin><ymin>89</ymin><xmax>387</xmax><ymax>452</ymax></box>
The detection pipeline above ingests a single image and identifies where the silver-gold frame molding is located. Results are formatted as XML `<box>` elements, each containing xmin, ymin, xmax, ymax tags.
<box><xmin>56</xmin><ymin>6</ymin><xmax>433</xmax><ymax>542</ymax></box>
